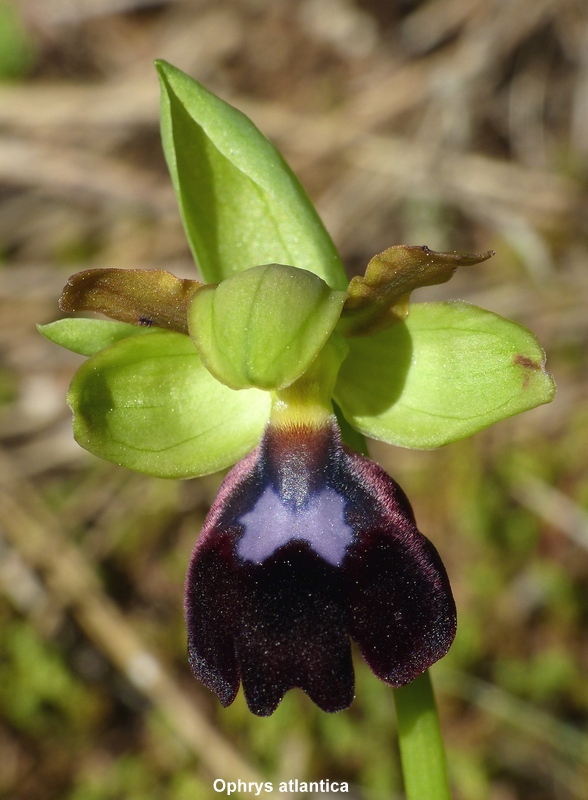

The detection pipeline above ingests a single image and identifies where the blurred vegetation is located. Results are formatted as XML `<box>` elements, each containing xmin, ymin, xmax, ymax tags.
<box><xmin>0</xmin><ymin>0</ymin><xmax>587</xmax><ymax>799</ymax></box>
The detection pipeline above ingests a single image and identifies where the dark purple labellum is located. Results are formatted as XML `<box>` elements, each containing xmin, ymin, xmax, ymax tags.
<box><xmin>185</xmin><ymin>420</ymin><xmax>456</xmax><ymax>716</ymax></box>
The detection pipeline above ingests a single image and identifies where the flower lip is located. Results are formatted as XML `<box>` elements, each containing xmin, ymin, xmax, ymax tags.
<box><xmin>185</xmin><ymin>418</ymin><xmax>456</xmax><ymax>715</ymax></box>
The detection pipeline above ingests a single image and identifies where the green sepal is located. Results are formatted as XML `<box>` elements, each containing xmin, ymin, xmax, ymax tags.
<box><xmin>37</xmin><ymin>318</ymin><xmax>156</xmax><ymax>356</ymax></box>
<box><xmin>67</xmin><ymin>330</ymin><xmax>271</xmax><ymax>478</ymax></box>
<box><xmin>334</xmin><ymin>301</ymin><xmax>556</xmax><ymax>449</ymax></box>
<box><xmin>156</xmin><ymin>60</ymin><xmax>346</xmax><ymax>289</ymax></box>
<box><xmin>189</xmin><ymin>264</ymin><xmax>348</xmax><ymax>391</ymax></box>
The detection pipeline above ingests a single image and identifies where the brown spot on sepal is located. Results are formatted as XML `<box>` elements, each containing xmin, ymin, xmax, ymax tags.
<box><xmin>513</xmin><ymin>353</ymin><xmax>541</xmax><ymax>371</ymax></box>
<box><xmin>513</xmin><ymin>352</ymin><xmax>543</xmax><ymax>389</ymax></box>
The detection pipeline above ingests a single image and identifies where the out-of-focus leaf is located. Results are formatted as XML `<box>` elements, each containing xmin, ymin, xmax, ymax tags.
<box><xmin>156</xmin><ymin>60</ymin><xmax>346</xmax><ymax>289</ymax></box>
<box><xmin>68</xmin><ymin>331</ymin><xmax>271</xmax><ymax>477</ymax></box>
<box><xmin>334</xmin><ymin>301</ymin><xmax>556</xmax><ymax>449</ymax></box>
<box><xmin>38</xmin><ymin>319</ymin><xmax>155</xmax><ymax>356</ymax></box>
<box><xmin>189</xmin><ymin>264</ymin><xmax>347</xmax><ymax>391</ymax></box>
<box><xmin>0</xmin><ymin>1</ymin><xmax>35</xmax><ymax>79</ymax></box>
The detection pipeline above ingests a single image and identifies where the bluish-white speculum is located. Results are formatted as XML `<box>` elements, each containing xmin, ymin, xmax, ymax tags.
<box><xmin>236</xmin><ymin>485</ymin><xmax>354</xmax><ymax>565</ymax></box>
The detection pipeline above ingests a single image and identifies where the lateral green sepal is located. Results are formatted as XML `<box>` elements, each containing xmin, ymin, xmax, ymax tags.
<box><xmin>67</xmin><ymin>330</ymin><xmax>271</xmax><ymax>477</ymax></box>
<box><xmin>334</xmin><ymin>301</ymin><xmax>556</xmax><ymax>449</ymax></box>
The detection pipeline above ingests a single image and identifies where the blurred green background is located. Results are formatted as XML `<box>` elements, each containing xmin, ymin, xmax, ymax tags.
<box><xmin>0</xmin><ymin>1</ymin><xmax>587</xmax><ymax>798</ymax></box>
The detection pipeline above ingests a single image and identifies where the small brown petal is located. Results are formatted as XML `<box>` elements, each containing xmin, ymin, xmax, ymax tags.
<box><xmin>340</xmin><ymin>245</ymin><xmax>494</xmax><ymax>336</ymax></box>
<box><xmin>59</xmin><ymin>268</ymin><xmax>202</xmax><ymax>334</ymax></box>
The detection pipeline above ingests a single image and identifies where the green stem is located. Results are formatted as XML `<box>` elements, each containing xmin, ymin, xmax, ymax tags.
<box><xmin>393</xmin><ymin>670</ymin><xmax>452</xmax><ymax>800</ymax></box>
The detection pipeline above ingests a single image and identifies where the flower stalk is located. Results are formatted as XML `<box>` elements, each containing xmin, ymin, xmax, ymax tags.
<box><xmin>394</xmin><ymin>670</ymin><xmax>452</xmax><ymax>800</ymax></box>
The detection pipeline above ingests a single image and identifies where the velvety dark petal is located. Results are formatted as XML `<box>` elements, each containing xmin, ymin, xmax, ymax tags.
<box><xmin>184</xmin><ymin>450</ymin><xmax>260</xmax><ymax>706</ymax></box>
<box><xmin>342</xmin><ymin>452</ymin><xmax>456</xmax><ymax>686</ymax></box>
<box><xmin>185</xmin><ymin>532</ymin><xmax>240</xmax><ymax>706</ymax></box>
<box><xmin>235</xmin><ymin>542</ymin><xmax>354</xmax><ymax>716</ymax></box>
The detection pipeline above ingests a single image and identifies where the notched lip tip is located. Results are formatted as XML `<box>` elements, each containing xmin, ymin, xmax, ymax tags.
<box><xmin>245</xmin><ymin>689</ymin><xmax>354</xmax><ymax>717</ymax></box>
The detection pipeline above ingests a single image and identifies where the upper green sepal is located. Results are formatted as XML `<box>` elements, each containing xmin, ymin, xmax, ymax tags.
<box><xmin>156</xmin><ymin>60</ymin><xmax>346</xmax><ymax>289</ymax></box>
<box><xmin>67</xmin><ymin>330</ymin><xmax>271</xmax><ymax>478</ymax></box>
<box><xmin>188</xmin><ymin>264</ymin><xmax>347</xmax><ymax>391</ymax></box>
<box><xmin>37</xmin><ymin>318</ymin><xmax>154</xmax><ymax>356</ymax></box>
<box><xmin>334</xmin><ymin>301</ymin><xmax>556</xmax><ymax>449</ymax></box>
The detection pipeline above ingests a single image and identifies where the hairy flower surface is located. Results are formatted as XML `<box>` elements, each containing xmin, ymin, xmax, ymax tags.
<box><xmin>186</xmin><ymin>417</ymin><xmax>456</xmax><ymax>716</ymax></box>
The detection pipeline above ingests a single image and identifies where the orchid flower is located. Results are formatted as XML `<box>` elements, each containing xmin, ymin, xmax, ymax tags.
<box><xmin>39</xmin><ymin>62</ymin><xmax>555</xmax><ymax>719</ymax></box>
